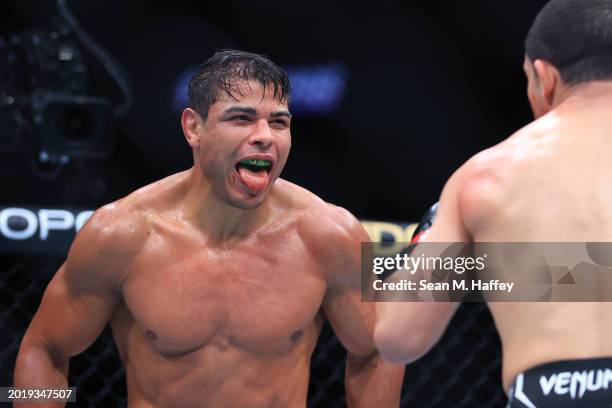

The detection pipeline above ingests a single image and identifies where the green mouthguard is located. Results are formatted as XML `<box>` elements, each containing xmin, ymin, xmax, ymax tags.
<box><xmin>240</xmin><ymin>159</ymin><xmax>270</xmax><ymax>167</ymax></box>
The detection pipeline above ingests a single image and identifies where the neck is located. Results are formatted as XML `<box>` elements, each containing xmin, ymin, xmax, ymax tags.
<box><xmin>183</xmin><ymin>166</ymin><xmax>270</xmax><ymax>242</ymax></box>
<box><xmin>554</xmin><ymin>80</ymin><xmax>612</xmax><ymax>111</ymax></box>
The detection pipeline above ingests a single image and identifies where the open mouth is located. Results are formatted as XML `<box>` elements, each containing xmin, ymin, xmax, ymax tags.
<box><xmin>235</xmin><ymin>158</ymin><xmax>273</xmax><ymax>193</ymax></box>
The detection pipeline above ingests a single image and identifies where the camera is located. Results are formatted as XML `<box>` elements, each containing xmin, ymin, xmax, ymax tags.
<box><xmin>0</xmin><ymin>0</ymin><xmax>131</xmax><ymax>160</ymax></box>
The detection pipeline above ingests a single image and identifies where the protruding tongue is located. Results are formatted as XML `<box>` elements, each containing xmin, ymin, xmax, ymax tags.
<box><xmin>238</xmin><ymin>167</ymin><xmax>269</xmax><ymax>193</ymax></box>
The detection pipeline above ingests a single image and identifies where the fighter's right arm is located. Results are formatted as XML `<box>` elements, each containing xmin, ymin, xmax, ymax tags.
<box><xmin>13</xmin><ymin>205</ymin><xmax>140</xmax><ymax>406</ymax></box>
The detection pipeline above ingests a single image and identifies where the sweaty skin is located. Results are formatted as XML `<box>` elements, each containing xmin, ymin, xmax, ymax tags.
<box><xmin>375</xmin><ymin>64</ymin><xmax>612</xmax><ymax>392</ymax></box>
<box><xmin>14</xmin><ymin>80</ymin><xmax>404</xmax><ymax>407</ymax></box>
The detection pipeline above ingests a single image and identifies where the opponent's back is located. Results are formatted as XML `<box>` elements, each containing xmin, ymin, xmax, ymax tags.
<box><xmin>464</xmin><ymin>92</ymin><xmax>612</xmax><ymax>389</ymax></box>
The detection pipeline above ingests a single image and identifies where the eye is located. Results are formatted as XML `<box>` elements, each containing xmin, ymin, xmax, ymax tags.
<box><xmin>230</xmin><ymin>115</ymin><xmax>251</xmax><ymax>122</ymax></box>
<box><xmin>271</xmin><ymin>119</ymin><xmax>289</xmax><ymax>128</ymax></box>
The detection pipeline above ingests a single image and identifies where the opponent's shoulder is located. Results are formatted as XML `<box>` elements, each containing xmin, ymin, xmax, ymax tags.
<box><xmin>446</xmin><ymin>143</ymin><xmax>514</xmax><ymax>229</ymax></box>
<box><xmin>453</xmin><ymin>119</ymin><xmax>557</xmax><ymax>230</ymax></box>
<box><xmin>465</xmin><ymin>115</ymin><xmax>560</xmax><ymax>175</ymax></box>
<box><xmin>459</xmin><ymin>117</ymin><xmax>558</xmax><ymax>192</ymax></box>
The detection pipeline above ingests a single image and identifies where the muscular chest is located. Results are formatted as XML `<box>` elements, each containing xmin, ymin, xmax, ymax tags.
<box><xmin>121</xmin><ymin>233</ymin><xmax>328</xmax><ymax>355</ymax></box>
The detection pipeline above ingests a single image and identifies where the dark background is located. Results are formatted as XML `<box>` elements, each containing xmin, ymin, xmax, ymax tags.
<box><xmin>0</xmin><ymin>0</ymin><xmax>547</xmax><ymax>219</ymax></box>
<box><xmin>0</xmin><ymin>0</ymin><xmax>549</xmax><ymax>406</ymax></box>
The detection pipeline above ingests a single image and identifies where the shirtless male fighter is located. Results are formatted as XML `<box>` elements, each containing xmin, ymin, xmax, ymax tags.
<box><xmin>13</xmin><ymin>50</ymin><xmax>404</xmax><ymax>407</ymax></box>
<box><xmin>375</xmin><ymin>0</ymin><xmax>612</xmax><ymax>406</ymax></box>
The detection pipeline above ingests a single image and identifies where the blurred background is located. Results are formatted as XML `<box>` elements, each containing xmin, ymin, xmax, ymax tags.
<box><xmin>0</xmin><ymin>0</ymin><xmax>548</xmax><ymax>406</ymax></box>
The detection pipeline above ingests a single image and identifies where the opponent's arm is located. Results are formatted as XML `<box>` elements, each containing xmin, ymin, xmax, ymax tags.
<box><xmin>374</xmin><ymin>167</ymin><xmax>470</xmax><ymax>364</ymax></box>
<box><xmin>320</xmin><ymin>208</ymin><xmax>404</xmax><ymax>408</ymax></box>
<box><xmin>13</xmin><ymin>206</ymin><xmax>138</xmax><ymax>407</ymax></box>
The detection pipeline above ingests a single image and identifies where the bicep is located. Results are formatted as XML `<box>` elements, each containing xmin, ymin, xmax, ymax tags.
<box><xmin>323</xmin><ymin>285</ymin><xmax>376</xmax><ymax>357</ymax></box>
<box><xmin>25</xmin><ymin>261</ymin><xmax>119</xmax><ymax>359</ymax></box>
<box><xmin>320</xmin><ymin>208</ymin><xmax>377</xmax><ymax>357</ymax></box>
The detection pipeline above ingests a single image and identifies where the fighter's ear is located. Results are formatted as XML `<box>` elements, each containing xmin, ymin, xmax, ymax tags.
<box><xmin>533</xmin><ymin>59</ymin><xmax>562</xmax><ymax>109</ymax></box>
<box><xmin>182</xmin><ymin>108</ymin><xmax>202</xmax><ymax>148</ymax></box>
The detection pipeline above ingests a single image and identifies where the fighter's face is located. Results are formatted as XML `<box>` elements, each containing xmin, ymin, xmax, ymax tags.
<box><xmin>191</xmin><ymin>80</ymin><xmax>291</xmax><ymax>209</ymax></box>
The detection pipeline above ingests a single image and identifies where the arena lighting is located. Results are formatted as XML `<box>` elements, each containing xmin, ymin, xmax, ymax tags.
<box><xmin>171</xmin><ymin>63</ymin><xmax>349</xmax><ymax>117</ymax></box>
<box><xmin>284</xmin><ymin>63</ymin><xmax>348</xmax><ymax>116</ymax></box>
<box><xmin>0</xmin><ymin>0</ymin><xmax>132</xmax><ymax>175</ymax></box>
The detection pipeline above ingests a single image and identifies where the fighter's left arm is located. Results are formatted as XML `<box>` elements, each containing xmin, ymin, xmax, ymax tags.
<box><xmin>320</xmin><ymin>207</ymin><xmax>404</xmax><ymax>408</ymax></box>
<box><xmin>374</xmin><ymin>164</ymin><xmax>473</xmax><ymax>365</ymax></box>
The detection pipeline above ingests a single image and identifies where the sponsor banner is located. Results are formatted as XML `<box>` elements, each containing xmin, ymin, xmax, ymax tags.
<box><xmin>0</xmin><ymin>207</ymin><xmax>415</xmax><ymax>257</ymax></box>
<box><xmin>361</xmin><ymin>221</ymin><xmax>417</xmax><ymax>245</ymax></box>
<box><xmin>0</xmin><ymin>206</ymin><xmax>94</xmax><ymax>256</ymax></box>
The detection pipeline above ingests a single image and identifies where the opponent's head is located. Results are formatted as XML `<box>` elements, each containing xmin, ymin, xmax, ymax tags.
<box><xmin>182</xmin><ymin>50</ymin><xmax>291</xmax><ymax>209</ymax></box>
<box><xmin>524</xmin><ymin>0</ymin><xmax>612</xmax><ymax>118</ymax></box>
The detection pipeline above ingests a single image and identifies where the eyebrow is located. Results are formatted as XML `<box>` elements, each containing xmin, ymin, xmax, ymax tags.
<box><xmin>222</xmin><ymin>106</ymin><xmax>292</xmax><ymax>119</ymax></box>
<box><xmin>271</xmin><ymin>111</ymin><xmax>292</xmax><ymax>119</ymax></box>
<box><xmin>223</xmin><ymin>106</ymin><xmax>257</xmax><ymax>116</ymax></box>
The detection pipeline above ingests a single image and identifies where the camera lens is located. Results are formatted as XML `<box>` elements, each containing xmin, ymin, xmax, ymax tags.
<box><xmin>55</xmin><ymin>103</ymin><xmax>96</xmax><ymax>143</ymax></box>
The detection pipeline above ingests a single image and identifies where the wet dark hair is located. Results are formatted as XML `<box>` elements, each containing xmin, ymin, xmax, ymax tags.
<box><xmin>188</xmin><ymin>49</ymin><xmax>291</xmax><ymax>119</ymax></box>
<box><xmin>525</xmin><ymin>0</ymin><xmax>612</xmax><ymax>85</ymax></box>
